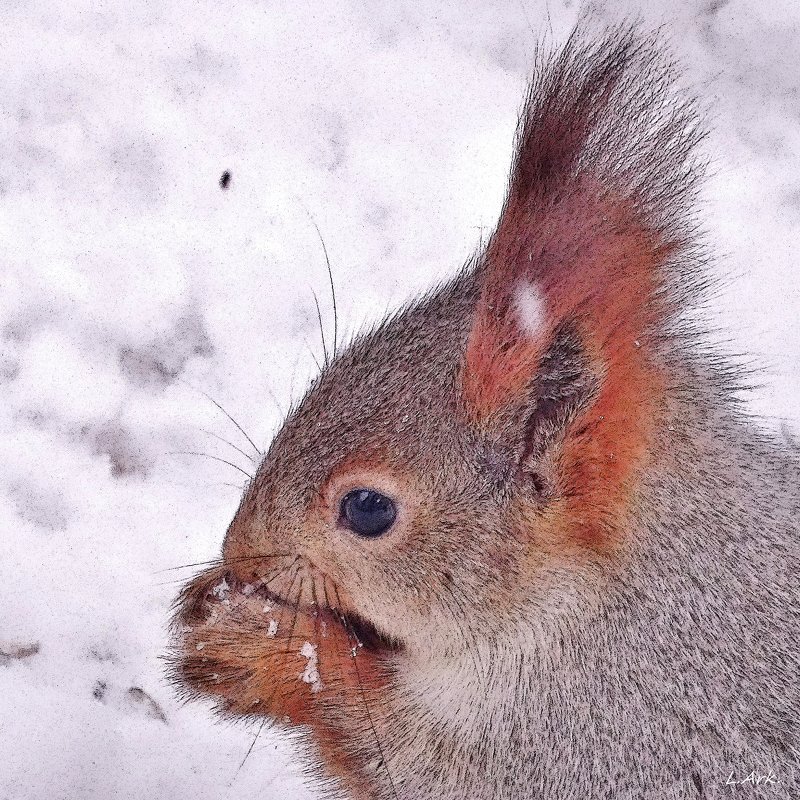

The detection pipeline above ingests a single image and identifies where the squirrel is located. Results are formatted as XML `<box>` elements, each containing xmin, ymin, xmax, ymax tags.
<box><xmin>172</xmin><ymin>25</ymin><xmax>800</xmax><ymax>800</ymax></box>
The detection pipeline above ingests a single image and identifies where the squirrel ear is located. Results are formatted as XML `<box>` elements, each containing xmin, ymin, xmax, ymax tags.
<box><xmin>461</xmin><ymin>28</ymin><xmax>701</xmax><ymax>543</ymax></box>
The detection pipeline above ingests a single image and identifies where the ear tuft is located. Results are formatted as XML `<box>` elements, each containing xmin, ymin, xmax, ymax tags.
<box><xmin>461</xmin><ymin>26</ymin><xmax>703</xmax><ymax>546</ymax></box>
<box><xmin>463</xmin><ymin>25</ymin><xmax>702</xmax><ymax>423</ymax></box>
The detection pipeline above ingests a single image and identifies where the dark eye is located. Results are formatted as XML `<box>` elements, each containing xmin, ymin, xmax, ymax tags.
<box><xmin>340</xmin><ymin>489</ymin><xmax>397</xmax><ymax>538</ymax></box>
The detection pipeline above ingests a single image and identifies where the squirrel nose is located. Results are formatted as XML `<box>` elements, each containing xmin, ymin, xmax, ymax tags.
<box><xmin>220</xmin><ymin>502</ymin><xmax>272</xmax><ymax>579</ymax></box>
<box><xmin>220</xmin><ymin>497</ymin><xmax>300</xmax><ymax>589</ymax></box>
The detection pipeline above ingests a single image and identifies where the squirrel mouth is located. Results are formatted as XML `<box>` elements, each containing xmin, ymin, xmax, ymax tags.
<box><xmin>253</xmin><ymin>587</ymin><xmax>400</xmax><ymax>652</ymax></box>
<box><xmin>337</xmin><ymin>609</ymin><xmax>403</xmax><ymax>654</ymax></box>
<box><xmin>178</xmin><ymin>567</ymin><xmax>402</xmax><ymax>655</ymax></box>
<box><xmin>243</xmin><ymin>576</ymin><xmax>403</xmax><ymax>655</ymax></box>
<box><xmin>173</xmin><ymin>565</ymin><xmax>403</xmax><ymax>723</ymax></box>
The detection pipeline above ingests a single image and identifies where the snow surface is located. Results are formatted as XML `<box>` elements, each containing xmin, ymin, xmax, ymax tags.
<box><xmin>1</xmin><ymin>1</ymin><xmax>798</xmax><ymax>798</ymax></box>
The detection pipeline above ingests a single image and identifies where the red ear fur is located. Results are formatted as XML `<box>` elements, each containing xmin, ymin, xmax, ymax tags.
<box><xmin>463</xmin><ymin>30</ymin><xmax>700</xmax><ymax>546</ymax></box>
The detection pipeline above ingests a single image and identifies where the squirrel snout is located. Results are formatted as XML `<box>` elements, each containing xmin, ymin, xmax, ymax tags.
<box><xmin>172</xmin><ymin>555</ymin><xmax>396</xmax><ymax>725</ymax></box>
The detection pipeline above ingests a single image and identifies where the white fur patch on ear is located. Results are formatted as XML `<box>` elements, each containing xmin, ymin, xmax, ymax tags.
<box><xmin>513</xmin><ymin>280</ymin><xmax>547</xmax><ymax>338</ymax></box>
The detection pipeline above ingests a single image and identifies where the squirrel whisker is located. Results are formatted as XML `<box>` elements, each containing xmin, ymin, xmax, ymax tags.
<box><xmin>235</xmin><ymin>716</ymin><xmax>267</xmax><ymax>778</ymax></box>
<box><xmin>330</xmin><ymin>583</ymin><xmax>400</xmax><ymax>800</ymax></box>
<box><xmin>196</xmin><ymin>427</ymin><xmax>259</xmax><ymax>466</ymax></box>
<box><xmin>158</xmin><ymin>553</ymin><xmax>293</xmax><ymax>574</ymax></box>
<box><xmin>178</xmin><ymin>380</ymin><xmax>263</xmax><ymax>458</ymax></box>
<box><xmin>166</xmin><ymin>451</ymin><xmax>253</xmax><ymax>480</ymax></box>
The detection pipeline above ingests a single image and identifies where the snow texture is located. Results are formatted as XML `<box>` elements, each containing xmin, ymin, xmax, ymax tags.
<box><xmin>513</xmin><ymin>280</ymin><xmax>547</xmax><ymax>338</ymax></box>
<box><xmin>299</xmin><ymin>642</ymin><xmax>322</xmax><ymax>693</ymax></box>
<box><xmin>1</xmin><ymin>1</ymin><xmax>798</xmax><ymax>799</ymax></box>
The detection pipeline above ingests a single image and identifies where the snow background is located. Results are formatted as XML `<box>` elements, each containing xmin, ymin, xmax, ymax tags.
<box><xmin>1</xmin><ymin>1</ymin><xmax>798</xmax><ymax>798</ymax></box>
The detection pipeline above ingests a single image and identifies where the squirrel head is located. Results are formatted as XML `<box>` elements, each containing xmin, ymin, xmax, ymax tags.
<box><xmin>172</xmin><ymin>25</ymin><xmax>704</xmax><ymax>795</ymax></box>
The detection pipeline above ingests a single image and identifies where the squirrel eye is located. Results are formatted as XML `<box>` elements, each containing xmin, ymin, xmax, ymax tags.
<box><xmin>340</xmin><ymin>489</ymin><xmax>397</xmax><ymax>538</ymax></box>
